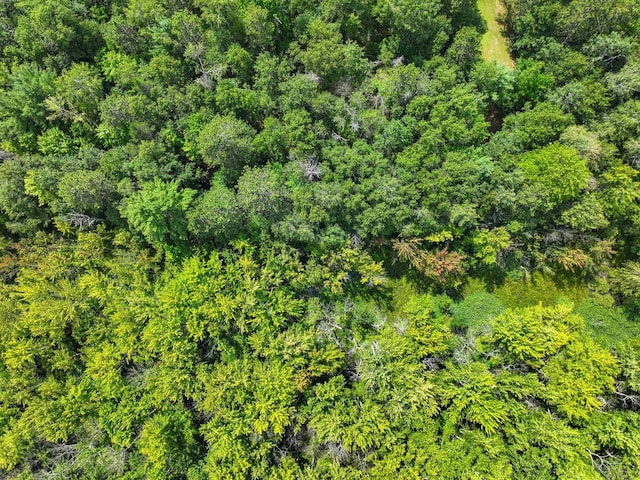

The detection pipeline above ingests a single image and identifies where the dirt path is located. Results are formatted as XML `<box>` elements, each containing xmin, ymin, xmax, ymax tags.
<box><xmin>478</xmin><ymin>0</ymin><xmax>514</xmax><ymax>69</ymax></box>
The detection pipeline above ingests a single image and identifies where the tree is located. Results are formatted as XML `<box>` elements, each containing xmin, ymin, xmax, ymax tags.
<box><xmin>512</xmin><ymin>60</ymin><xmax>554</xmax><ymax>107</ymax></box>
<box><xmin>548</xmin><ymin>79</ymin><xmax>609</xmax><ymax>122</ymax></box>
<box><xmin>187</xmin><ymin>179</ymin><xmax>243</xmax><ymax>244</ymax></box>
<box><xmin>236</xmin><ymin>165</ymin><xmax>290</xmax><ymax>233</ymax></box>
<box><xmin>427</xmin><ymin>84</ymin><xmax>488</xmax><ymax>146</ymax></box>
<box><xmin>557</xmin><ymin>0</ymin><xmax>638</xmax><ymax>46</ymax></box>
<box><xmin>606</xmin><ymin>60</ymin><xmax>640</xmax><ymax>100</ymax></box>
<box><xmin>295</xmin><ymin>19</ymin><xmax>369</xmax><ymax>87</ymax></box>
<box><xmin>139</xmin><ymin>407</ymin><xmax>199</xmax><ymax>479</ymax></box>
<box><xmin>600</xmin><ymin>100</ymin><xmax>640</xmax><ymax>152</ymax></box>
<box><xmin>489</xmin><ymin>102</ymin><xmax>573</xmax><ymax>155</ymax></box>
<box><xmin>0</xmin><ymin>64</ymin><xmax>56</xmax><ymax>152</ymax></box>
<box><xmin>585</xmin><ymin>32</ymin><xmax>634</xmax><ymax>72</ymax></box>
<box><xmin>373</xmin><ymin>0</ymin><xmax>451</xmax><ymax>60</ymax></box>
<box><xmin>57</xmin><ymin>170</ymin><xmax>116</xmax><ymax>217</ymax></box>
<box><xmin>473</xmin><ymin>228</ymin><xmax>511</xmax><ymax>266</ymax></box>
<box><xmin>542</xmin><ymin>338</ymin><xmax>618</xmax><ymax>422</ymax></box>
<box><xmin>121</xmin><ymin>180</ymin><xmax>195</xmax><ymax>255</ymax></box>
<box><xmin>598</xmin><ymin>165</ymin><xmax>640</xmax><ymax>219</ymax></box>
<box><xmin>321</xmin><ymin>141</ymin><xmax>414</xmax><ymax>239</ymax></box>
<box><xmin>558</xmin><ymin>126</ymin><xmax>606</xmax><ymax>170</ymax></box>
<box><xmin>0</xmin><ymin>155</ymin><xmax>49</xmax><ymax>234</ymax></box>
<box><xmin>196</xmin><ymin>115</ymin><xmax>255</xmax><ymax>182</ymax></box>
<box><xmin>45</xmin><ymin>62</ymin><xmax>103</xmax><ymax>127</ymax></box>
<box><xmin>559</xmin><ymin>195</ymin><xmax>608</xmax><ymax>232</ymax></box>
<box><xmin>491</xmin><ymin>303</ymin><xmax>583</xmax><ymax>368</ymax></box>
<box><xmin>96</xmin><ymin>91</ymin><xmax>151</xmax><ymax>147</ymax></box>
<box><xmin>241</xmin><ymin>4</ymin><xmax>275</xmax><ymax>51</ymax></box>
<box><xmin>445</xmin><ymin>26</ymin><xmax>482</xmax><ymax>75</ymax></box>
<box><xmin>518</xmin><ymin>144</ymin><xmax>591</xmax><ymax>209</ymax></box>
<box><xmin>13</xmin><ymin>0</ymin><xmax>102</xmax><ymax>69</ymax></box>
<box><xmin>612</xmin><ymin>262</ymin><xmax>640</xmax><ymax>299</ymax></box>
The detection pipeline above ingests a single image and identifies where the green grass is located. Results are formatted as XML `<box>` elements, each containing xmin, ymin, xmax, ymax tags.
<box><xmin>492</xmin><ymin>273</ymin><xmax>589</xmax><ymax>309</ymax></box>
<box><xmin>478</xmin><ymin>0</ymin><xmax>514</xmax><ymax>69</ymax></box>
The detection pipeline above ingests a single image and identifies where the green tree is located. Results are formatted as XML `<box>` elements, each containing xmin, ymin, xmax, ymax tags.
<box><xmin>445</xmin><ymin>26</ymin><xmax>482</xmax><ymax>75</ymax></box>
<box><xmin>139</xmin><ymin>407</ymin><xmax>200</xmax><ymax>479</ymax></box>
<box><xmin>295</xmin><ymin>19</ymin><xmax>369</xmax><ymax>87</ymax></box>
<box><xmin>0</xmin><ymin>64</ymin><xmax>56</xmax><ymax>152</ymax></box>
<box><xmin>0</xmin><ymin>155</ymin><xmax>49</xmax><ymax>234</ymax></box>
<box><xmin>121</xmin><ymin>180</ymin><xmax>195</xmax><ymax>255</ymax></box>
<box><xmin>236</xmin><ymin>166</ymin><xmax>290</xmax><ymax>233</ymax></box>
<box><xmin>518</xmin><ymin>144</ymin><xmax>591</xmax><ymax>209</ymax></box>
<box><xmin>560</xmin><ymin>195</ymin><xmax>609</xmax><ymax>232</ymax></box>
<box><xmin>473</xmin><ymin>228</ymin><xmax>511</xmax><ymax>266</ymax></box>
<box><xmin>373</xmin><ymin>0</ymin><xmax>451</xmax><ymax>60</ymax></box>
<box><xmin>45</xmin><ymin>62</ymin><xmax>103</xmax><ymax>127</ymax></box>
<box><xmin>489</xmin><ymin>102</ymin><xmax>573</xmax><ymax>155</ymax></box>
<box><xmin>57</xmin><ymin>170</ymin><xmax>116</xmax><ymax>217</ymax></box>
<box><xmin>196</xmin><ymin>115</ymin><xmax>256</xmax><ymax>181</ymax></box>
<box><xmin>187</xmin><ymin>179</ymin><xmax>243</xmax><ymax>244</ymax></box>
<box><xmin>598</xmin><ymin>165</ymin><xmax>640</xmax><ymax>219</ymax></box>
<box><xmin>13</xmin><ymin>0</ymin><xmax>102</xmax><ymax>69</ymax></box>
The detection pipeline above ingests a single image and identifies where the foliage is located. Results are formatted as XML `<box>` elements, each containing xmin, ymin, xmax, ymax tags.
<box><xmin>518</xmin><ymin>144</ymin><xmax>591</xmax><ymax>209</ymax></box>
<box><xmin>1</xmin><ymin>0</ymin><xmax>640</xmax><ymax>477</ymax></box>
<box><xmin>121</xmin><ymin>179</ymin><xmax>195</xmax><ymax>256</ymax></box>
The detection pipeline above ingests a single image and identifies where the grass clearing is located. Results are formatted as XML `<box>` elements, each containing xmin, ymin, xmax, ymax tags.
<box><xmin>478</xmin><ymin>0</ymin><xmax>514</xmax><ymax>69</ymax></box>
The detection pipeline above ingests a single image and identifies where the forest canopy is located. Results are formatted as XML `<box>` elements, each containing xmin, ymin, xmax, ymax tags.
<box><xmin>0</xmin><ymin>0</ymin><xmax>640</xmax><ymax>478</ymax></box>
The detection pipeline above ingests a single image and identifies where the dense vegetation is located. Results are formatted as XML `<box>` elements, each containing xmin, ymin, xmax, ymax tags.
<box><xmin>0</xmin><ymin>0</ymin><xmax>639</xmax><ymax>478</ymax></box>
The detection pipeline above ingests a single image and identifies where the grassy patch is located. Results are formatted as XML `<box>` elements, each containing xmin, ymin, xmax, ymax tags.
<box><xmin>478</xmin><ymin>0</ymin><xmax>514</xmax><ymax>69</ymax></box>
<box><xmin>486</xmin><ymin>273</ymin><xmax>589</xmax><ymax>309</ymax></box>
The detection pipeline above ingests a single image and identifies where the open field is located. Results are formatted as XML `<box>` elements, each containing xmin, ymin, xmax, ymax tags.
<box><xmin>478</xmin><ymin>0</ymin><xmax>514</xmax><ymax>68</ymax></box>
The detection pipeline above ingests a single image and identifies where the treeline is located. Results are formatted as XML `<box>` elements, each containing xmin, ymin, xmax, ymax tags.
<box><xmin>0</xmin><ymin>0</ymin><xmax>638</xmax><ymax>284</ymax></box>
<box><xmin>2</xmin><ymin>233</ymin><xmax>640</xmax><ymax>479</ymax></box>
<box><xmin>0</xmin><ymin>0</ymin><xmax>639</xmax><ymax>478</ymax></box>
